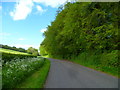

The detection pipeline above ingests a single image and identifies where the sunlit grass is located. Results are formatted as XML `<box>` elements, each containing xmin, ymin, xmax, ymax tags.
<box><xmin>17</xmin><ymin>59</ymin><xmax>50</xmax><ymax>88</ymax></box>
<box><xmin>42</xmin><ymin>55</ymin><xmax>49</xmax><ymax>58</ymax></box>
<box><xmin>69</xmin><ymin>50</ymin><xmax>119</xmax><ymax>78</ymax></box>
<box><xmin>0</xmin><ymin>48</ymin><xmax>29</xmax><ymax>55</ymax></box>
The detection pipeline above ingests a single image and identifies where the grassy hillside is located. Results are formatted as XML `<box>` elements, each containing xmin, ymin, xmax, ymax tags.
<box><xmin>1</xmin><ymin>48</ymin><xmax>37</xmax><ymax>63</ymax></box>
<box><xmin>0</xmin><ymin>48</ymin><xmax>29</xmax><ymax>55</ymax></box>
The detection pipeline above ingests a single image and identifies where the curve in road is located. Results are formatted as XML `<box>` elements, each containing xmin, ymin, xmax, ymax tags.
<box><xmin>45</xmin><ymin>58</ymin><xmax>118</xmax><ymax>88</ymax></box>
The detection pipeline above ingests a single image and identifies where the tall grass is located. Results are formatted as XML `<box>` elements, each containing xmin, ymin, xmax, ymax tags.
<box><xmin>70</xmin><ymin>50</ymin><xmax>119</xmax><ymax>77</ymax></box>
<box><xmin>2</xmin><ymin>57</ymin><xmax>45</xmax><ymax>88</ymax></box>
<box><xmin>0</xmin><ymin>64</ymin><xmax>1</xmax><ymax>90</ymax></box>
<box><xmin>49</xmin><ymin>50</ymin><xmax>119</xmax><ymax>77</ymax></box>
<box><xmin>17</xmin><ymin>59</ymin><xmax>50</xmax><ymax>88</ymax></box>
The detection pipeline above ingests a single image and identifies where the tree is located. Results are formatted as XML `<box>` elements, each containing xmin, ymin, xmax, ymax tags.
<box><xmin>27</xmin><ymin>47</ymin><xmax>39</xmax><ymax>56</ymax></box>
<box><xmin>41</xmin><ymin>2</ymin><xmax>119</xmax><ymax>59</ymax></box>
<box><xmin>39</xmin><ymin>44</ymin><xmax>48</xmax><ymax>56</ymax></box>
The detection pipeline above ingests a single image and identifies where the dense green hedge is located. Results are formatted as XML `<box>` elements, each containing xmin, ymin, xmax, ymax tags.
<box><xmin>1</xmin><ymin>52</ymin><xmax>37</xmax><ymax>63</ymax></box>
<box><xmin>2</xmin><ymin>57</ymin><xmax>45</xmax><ymax>88</ymax></box>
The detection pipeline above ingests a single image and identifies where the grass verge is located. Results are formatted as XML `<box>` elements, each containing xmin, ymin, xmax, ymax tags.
<box><xmin>69</xmin><ymin>51</ymin><xmax>119</xmax><ymax>78</ymax></box>
<box><xmin>69</xmin><ymin>59</ymin><xmax>119</xmax><ymax>78</ymax></box>
<box><xmin>2</xmin><ymin>58</ymin><xmax>44</xmax><ymax>88</ymax></box>
<box><xmin>16</xmin><ymin>59</ymin><xmax>50</xmax><ymax>88</ymax></box>
<box><xmin>48</xmin><ymin>50</ymin><xmax>119</xmax><ymax>78</ymax></box>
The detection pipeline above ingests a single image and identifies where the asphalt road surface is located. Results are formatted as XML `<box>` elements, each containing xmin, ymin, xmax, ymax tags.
<box><xmin>45</xmin><ymin>58</ymin><xmax>118</xmax><ymax>88</ymax></box>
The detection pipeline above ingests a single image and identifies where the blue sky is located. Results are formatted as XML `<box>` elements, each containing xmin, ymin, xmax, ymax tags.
<box><xmin>0</xmin><ymin>0</ymin><xmax>68</xmax><ymax>50</ymax></box>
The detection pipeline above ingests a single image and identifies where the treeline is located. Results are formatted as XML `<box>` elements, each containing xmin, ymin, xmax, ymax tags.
<box><xmin>0</xmin><ymin>44</ymin><xmax>39</xmax><ymax>56</ymax></box>
<box><xmin>0</xmin><ymin>44</ymin><xmax>27</xmax><ymax>53</ymax></box>
<box><xmin>40</xmin><ymin>2</ymin><xmax>119</xmax><ymax>58</ymax></box>
<box><xmin>40</xmin><ymin>2</ymin><xmax>119</xmax><ymax>76</ymax></box>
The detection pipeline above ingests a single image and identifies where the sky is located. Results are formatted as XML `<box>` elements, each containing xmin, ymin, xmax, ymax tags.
<box><xmin>0</xmin><ymin>0</ymin><xmax>69</xmax><ymax>50</ymax></box>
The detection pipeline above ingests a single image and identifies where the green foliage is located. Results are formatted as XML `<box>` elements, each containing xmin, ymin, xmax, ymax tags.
<box><xmin>2</xmin><ymin>57</ymin><xmax>45</xmax><ymax>88</ymax></box>
<box><xmin>42</xmin><ymin>2</ymin><xmax>118</xmax><ymax>57</ymax></box>
<box><xmin>1</xmin><ymin>44</ymin><xmax>27</xmax><ymax>53</ymax></box>
<box><xmin>27</xmin><ymin>47</ymin><xmax>39</xmax><ymax>56</ymax></box>
<box><xmin>39</xmin><ymin>44</ymin><xmax>48</xmax><ymax>56</ymax></box>
<box><xmin>0</xmin><ymin>48</ymin><xmax>29</xmax><ymax>55</ymax></box>
<box><xmin>17</xmin><ymin>59</ymin><xmax>50</xmax><ymax>88</ymax></box>
<box><xmin>70</xmin><ymin>50</ymin><xmax>119</xmax><ymax>77</ymax></box>
<box><xmin>2</xmin><ymin>52</ymin><xmax>37</xmax><ymax>63</ymax></box>
<box><xmin>40</xmin><ymin>2</ymin><xmax>119</xmax><ymax>76</ymax></box>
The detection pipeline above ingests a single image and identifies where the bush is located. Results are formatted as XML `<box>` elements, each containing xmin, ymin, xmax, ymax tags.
<box><xmin>2</xmin><ymin>57</ymin><xmax>45</xmax><ymax>88</ymax></box>
<box><xmin>70</xmin><ymin>50</ymin><xmax>119</xmax><ymax>77</ymax></box>
<box><xmin>1</xmin><ymin>52</ymin><xmax>37</xmax><ymax>63</ymax></box>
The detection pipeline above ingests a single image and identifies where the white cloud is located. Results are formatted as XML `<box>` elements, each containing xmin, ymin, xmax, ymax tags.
<box><xmin>33</xmin><ymin>0</ymin><xmax>68</xmax><ymax>8</ymax></box>
<box><xmin>40</xmin><ymin>28</ymin><xmax>47</xmax><ymax>33</ymax></box>
<box><xmin>36</xmin><ymin>5</ymin><xmax>46</xmax><ymax>14</ymax></box>
<box><xmin>36</xmin><ymin>5</ymin><xmax>43</xmax><ymax>12</ymax></box>
<box><xmin>9</xmin><ymin>0</ymin><xmax>69</xmax><ymax>20</ymax></box>
<box><xmin>1</xmin><ymin>0</ymin><xmax>18</xmax><ymax>2</ymax></box>
<box><xmin>18</xmin><ymin>38</ymin><xmax>25</xmax><ymax>40</ymax></box>
<box><xmin>10</xmin><ymin>0</ymin><xmax>34</xmax><ymax>20</ymax></box>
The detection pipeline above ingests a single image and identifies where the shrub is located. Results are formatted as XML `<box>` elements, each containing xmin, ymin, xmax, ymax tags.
<box><xmin>1</xmin><ymin>52</ymin><xmax>37</xmax><ymax>63</ymax></box>
<box><xmin>2</xmin><ymin>57</ymin><xmax>45</xmax><ymax>88</ymax></box>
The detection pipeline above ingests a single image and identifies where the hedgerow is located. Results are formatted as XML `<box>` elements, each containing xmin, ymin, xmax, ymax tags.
<box><xmin>2</xmin><ymin>57</ymin><xmax>45</xmax><ymax>88</ymax></box>
<box><xmin>1</xmin><ymin>52</ymin><xmax>37</xmax><ymax>63</ymax></box>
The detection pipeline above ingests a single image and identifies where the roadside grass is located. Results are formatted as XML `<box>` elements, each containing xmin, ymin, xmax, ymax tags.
<box><xmin>37</xmin><ymin>56</ymin><xmax>42</xmax><ymax>58</ymax></box>
<box><xmin>2</xmin><ymin>58</ymin><xmax>44</xmax><ymax>88</ymax></box>
<box><xmin>16</xmin><ymin>59</ymin><xmax>50</xmax><ymax>88</ymax></box>
<box><xmin>47</xmin><ymin>50</ymin><xmax>119</xmax><ymax>78</ymax></box>
<box><xmin>70</xmin><ymin>58</ymin><xmax>119</xmax><ymax>78</ymax></box>
<box><xmin>0</xmin><ymin>48</ymin><xmax>29</xmax><ymax>55</ymax></box>
<box><xmin>69</xmin><ymin>50</ymin><xmax>119</xmax><ymax>78</ymax></box>
<box><xmin>0</xmin><ymin>66</ymin><xmax>1</xmax><ymax>90</ymax></box>
<box><xmin>42</xmin><ymin>55</ymin><xmax>49</xmax><ymax>58</ymax></box>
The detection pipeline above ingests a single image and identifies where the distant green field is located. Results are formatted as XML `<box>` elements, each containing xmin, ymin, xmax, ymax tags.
<box><xmin>0</xmin><ymin>48</ymin><xmax>29</xmax><ymax>55</ymax></box>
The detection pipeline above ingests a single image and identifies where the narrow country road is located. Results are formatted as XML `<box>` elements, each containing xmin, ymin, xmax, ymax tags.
<box><xmin>45</xmin><ymin>58</ymin><xmax>118</xmax><ymax>88</ymax></box>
